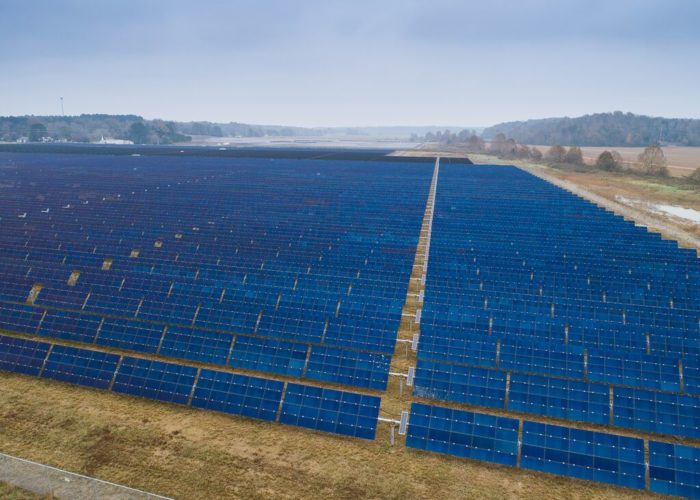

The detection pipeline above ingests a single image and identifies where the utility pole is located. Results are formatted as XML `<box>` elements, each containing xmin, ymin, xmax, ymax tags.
<box><xmin>60</xmin><ymin>97</ymin><xmax>64</xmax><ymax>116</ymax></box>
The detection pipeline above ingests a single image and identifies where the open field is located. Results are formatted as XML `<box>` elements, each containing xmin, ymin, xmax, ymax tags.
<box><xmin>531</xmin><ymin>145</ymin><xmax>700</xmax><ymax>177</ymax></box>
<box><xmin>0</xmin><ymin>372</ymin><xmax>661</xmax><ymax>500</ymax></box>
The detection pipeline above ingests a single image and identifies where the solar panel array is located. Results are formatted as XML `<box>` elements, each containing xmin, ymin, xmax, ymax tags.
<box><xmin>415</xmin><ymin>165</ymin><xmax>700</xmax><ymax>424</ymax></box>
<box><xmin>0</xmin><ymin>152</ymin><xmax>434</xmax><ymax>443</ymax></box>
<box><xmin>410</xmin><ymin>164</ymin><xmax>700</xmax><ymax>494</ymax></box>
<box><xmin>3</xmin><ymin>153</ymin><xmax>700</xmax><ymax>495</ymax></box>
<box><xmin>0</xmin><ymin>153</ymin><xmax>431</xmax><ymax>393</ymax></box>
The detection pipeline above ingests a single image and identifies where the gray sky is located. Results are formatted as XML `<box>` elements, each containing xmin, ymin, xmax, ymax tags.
<box><xmin>1</xmin><ymin>0</ymin><xmax>699</xmax><ymax>127</ymax></box>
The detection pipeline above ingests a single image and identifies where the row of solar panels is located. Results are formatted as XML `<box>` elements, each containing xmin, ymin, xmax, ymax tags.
<box><xmin>2</xmin><ymin>244</ymin><xmax>418</xmax><ymax>284</ymax></box>
<box><xmin>0</xmin><ymin>303</ymin><xmax>392</xmax><ymax>391</ymax></box>
<box><xmin>415</xmin><ymin>333</ymin><xmax>695</xmax><ymax>392</ymax></box>
<box><xmin>426</xmin><ymin>290</ymin><xmax>700</xmax><ymax>321</ymax></box>
<box><xmin>413</xmin><ymin>358</ymin><xmax>700</xmax><ymax>439</ymax></box>
<box><xmin>406</xmin><ymin>402</ymin><xmax>700</xmax><ymax>498</ymax></box>
<box><xmin>0</xmin><ymin>333</ymin><xmax>380</xmax><ymax>440</ymax></box>
<box><xmin>421</xmin><ymin>314</ymin><xmax>700</xmax><ymax>362</ymax></box>
<box><xmin>0</xmin><ymin>256</ymin><xmax>415</xmax><ymax>297</ymax></box>
<box><xmin>0</xmin><ymin>259</ymin><xmax>413</xmax><ymax>312</ymax></box>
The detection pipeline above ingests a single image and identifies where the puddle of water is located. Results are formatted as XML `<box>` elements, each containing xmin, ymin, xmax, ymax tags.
<box><xmin>615</xmin><ymin>195</ymin><xmax>700</xmax><ymax>224</ymax></box>
<box><xmin>654</xmin><ymin>204</ymin><xmax>700</xmax><ymax>223</ymax></box>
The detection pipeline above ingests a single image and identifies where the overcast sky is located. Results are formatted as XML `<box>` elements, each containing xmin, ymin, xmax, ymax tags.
<box><xmin>1</xmin><ymin>0</ymin><xmax>699</xmax><ymax>127</ymax></box>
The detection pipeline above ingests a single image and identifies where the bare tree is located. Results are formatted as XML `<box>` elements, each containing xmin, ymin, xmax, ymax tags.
<box><xmin>517</xmin><ymin>144</ymin><xmax>531</xmax><ymax>159</ymax></box>
<box><xmin>637</xmin><ymin>145</ymin><xmax>668</xmax><ymax>176</ymax></box>
<box><xmin>688</xmin><ymin>166</ymin><xmax>700</xmax><ymax>185</ymax></box>
<box><xmin>489</xmin><ymin>133</ymin><xmax>508</xmax><ymax>155</ymax></box>
<box><xmin>596</xmin><ymin>151</ymin><xmax>621</xmax><ymax>171</ymax></box>
<box><xmin>565</xmin><ymin>146</ymin><xmax>584</xmax><ymax>165</ymax></box>
<box><xmin>546</xmin><ymin>145</ymin><xmax>567</xmax><ymax>163</ymax></box>
<box><xmin>466</xmin><ymin>134</ymin><xmax>485</xmax><ymax>153</ymax></box>
<box><xmin>530</xmin><ymin>147</ymin><xmax>543</xmax><ymax>161</ymax></box>
<box><xmin>611</xmin><ymin>150</ymin><xmax>625</xmax><ymax>169</ymax></box>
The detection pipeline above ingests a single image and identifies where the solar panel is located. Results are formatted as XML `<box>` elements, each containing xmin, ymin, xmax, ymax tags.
<box><xmin>613</xmin><ymin>386</ymin><xmax>700</xmax><ymax>439</ymax></box>
<box><xmin>279</xmin><ymin>383</ymin><xmax>380</xmax><ymax>439</ymax></box>
<box><xmin>413</xmin><ymin>359</ymin><xmax>507</xmax><ymax>408</ymax></box>
<box><xmin>649</xmin><ymin>441</ymin><xmax>700</xmax><ymax>499</ymax></box>
<box><xmin>406</xmin><ymin>403</ymin><xmax>519</xmax><ymax>466</ymax></box>
<box><xmin>0</xmin><ymin>333</ymin><xmax>50</xmax><ymax>376</ymax></box>
<box><xmin>41</xmin><ymin>344</ymin><xmax>120</xmax><ymax>390</ymax></box>
<box><xmin>0</xmin><ymin>303</ymin><xmax>44</xmax><ymax>334</ymax></box>
<box><xmin>191</xmin><ymin>368</ymin><xmax>284</xmax><ymax>421</ymax></box>
<box><xmin>228</xmin><ymin>335</ymin><xmax>307</xmax><ymax>377</ymax></box>
<box><xmin>159</xmin><ymin>326</ymin><xmax>233</xmax><ymax>365</ymax></box>
<box><xmin>112</xmin><ymin>356</ymin><xmax>198</xmax><ymax>405</ymax></box>
<box><xmin>37</xmin><ymin>310</ymin><xmax>101</xmax><ymax>344</ymax></box>
<box><xmin>587</xmin><ymin>350</ymin><xmax>680</xmax><ymax>392</ymax></box>
<box><xmin>96</xmin><ymin>318</ymin><xmax>164</xmax><ymax>354</ymax></box>
<box><xmin>305</xmin><ymin>346</ymin><xmax>391</xmax><ymax>390</ymax></box>
<box><xmin>508</xmin><ymin>372</ymin><xmax>610</xmax><ymax>425</ymax></box>
<box><xmin>520</xmin><ymin>421</ymin><xmax>645</xmax><ymax>489</ymax></box>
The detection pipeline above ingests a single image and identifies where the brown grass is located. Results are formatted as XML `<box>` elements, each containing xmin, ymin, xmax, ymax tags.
<box><xmin>0</xmin><ymin>482</ymin><xmax>47</xmax><ymax>500</ymax></box>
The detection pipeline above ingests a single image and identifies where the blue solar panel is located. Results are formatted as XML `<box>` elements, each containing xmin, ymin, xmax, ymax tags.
<box><xmin>159</xmin><ymin>326</ymin><xmax>233</xmax><ymax>365</ymax></box>
<box><xmin>413</xmin><ymin>359</ymin><xmax>506</xmax><ymax>408</ymax></box>
<box><xmin>0</xmin><ymin>303</ymin><xmax>44</xmax><ymax>334</ymax></box>
<box><xmin>228</xmin><ymin>335</ymin><xmax>307</xmax><ymax>377</ymax></box>
<box><xmin>508</xmin><ymin>373</ymin><xmax>610</xmax><ymax>425</ymax></box>
<box><xmin>521</xmin><ymin>421</ymin><xmax>645</xmax><ymax>489</ymax></box>
<box><xmin>41</xmin><ymin>344</ymin><xmax>120</xmax><ymax>390</ymax></box>
<box><xmin>684</xmin><ymin>362</ymin><xmax>700</xmax><ymax>396</ymax></box>
<box><xmin>279</xmin><ymin>383</ymin><xmax>380</xmax><ymax>439</ymax></box>
<box><xmin>500</xmin><ymin>340</ymin><xmax>584</xmax><ymax>379</ymax></box>
<box><xmin>112</xmin><ymin>356</ymin><xmax>197</xmax><ymax>405</ymax></box>
<box><xmin>417</xmin><ymin>329</ymin><xmax>497</xmax><ymax>367</ymax></box>
<box><xmin>613</xmin><ymin>386</ymin><xmax>700</xmax><ymax>439</ymax></box>
<box><xmin>37</xmin><ymin>310</ymin><xmax>101</xmax><ymax>344</ymax></box>
<box><xmin>305</xmin><ymin>346</ymin><xmax>390</xmax><ymax>390</ymax></box>
<box><xmin>191</xmin><ymin>368</ymin><xmax>283</xmax><ymax>421</ymax></box>
<box><xmin>649</xmin><ymin>441</ymin><xmax>700</xmax><ymax>499</ymax></box>
<box><xmin>587</xmin><ymin>351</ymin><xmax>680</xmax><ymax>392</ymax></box>
<box><xmin>0</xmin><ymin>334</ymin><xmax>50</xmax><ymax>376</ymax></box>
<box><xmin>96</xmin><ymin>318</ymin><xmax>164</xmax><ymax>354</ymax></box>
<box><xmin>406</xmin><ymin>403</ymin><xmax>519</xmax><ymax>466</ymax></box>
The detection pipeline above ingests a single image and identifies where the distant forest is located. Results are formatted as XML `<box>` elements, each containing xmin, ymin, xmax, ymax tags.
<box><xmin>5</xmin><ymin>111</ymin><xmax>700</xmax><ymax>147</ymax></box>
<box><xmin>482</xmin><ymin>112</ymin><xmax>700</xmax><ymax>147</ymax></box>
<box><xmin>0</xmin><ymin>114</ymin><xmax>317</xmax><ymax>144</ymax></box>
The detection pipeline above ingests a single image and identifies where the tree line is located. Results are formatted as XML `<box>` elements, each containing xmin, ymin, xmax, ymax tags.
<box><xmin>0</xmin><ymin>115</ymin><xmax>190</xmax><ymax>144</ymax></box>
<box><xmin>482</xmin><ymin>111</ymin><xmax>700</xmax><ymax>147</ymax></box>
<box><xmin>0</xmin><ymin>115</ymin><xmax>317</xmax><ymax>144</ymax></box>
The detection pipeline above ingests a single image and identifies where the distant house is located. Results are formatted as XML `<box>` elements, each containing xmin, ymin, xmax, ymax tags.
<box><xmin>16</xmin><ymin>136</ymin><xmax>28</xmax><ymax>143</ymax></box>
<box><xmin>96</xmin><ymin>136</ymin><xmax>134</xmax><ymax>145</ymax></box>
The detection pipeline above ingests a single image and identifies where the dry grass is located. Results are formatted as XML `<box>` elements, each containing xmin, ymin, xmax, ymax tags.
<box><xmin>561</xmin><ymin>145</ymin><xmax>700</xmax><ymax>177</ymax></box>
<box><xmin>0</xmin><ymin>372</ymin><xmax>659</xmax><ymax>500</ymax></box>
<box><xmin>0</xmin><ymin>482</ymin><xmax>47</xmax><ymax>500</ymax></box>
